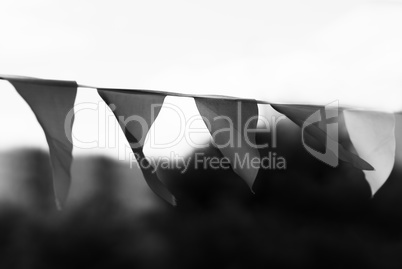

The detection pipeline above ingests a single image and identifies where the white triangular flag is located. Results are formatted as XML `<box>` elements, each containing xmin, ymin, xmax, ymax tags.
<box><xmin>344</xmin><ymin>110</ymin><xmax>396</xmax><ymax>195</ymax></box>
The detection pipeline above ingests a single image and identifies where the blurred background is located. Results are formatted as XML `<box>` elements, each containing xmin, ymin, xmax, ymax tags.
<box><xmin>0</xmin><ymin>115</ymin><xmax>401</xmax><ymax>268</ymax></box>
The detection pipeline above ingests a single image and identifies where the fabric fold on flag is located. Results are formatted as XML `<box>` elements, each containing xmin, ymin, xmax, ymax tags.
<box><xmin>1</xmin><ymin>75</ymin><xmax>77</xmax><ymax>210</ymax></box>
<box><xmin>97</xmin><ymin>89</ymin><xmax>176</xmax><ymax>206</ymax></box>
<box><xmin>194</xmin><ymin>97</ymin><xmax>260</xmax><ymax>191</ymax></box>
<box><xmin>344</xmin><ymin>110</ymin><xmax>396</xmax><ymax>195</ymax></box>
<box><xmin>271</xmin><ymin>104</ymin><xmax>374</xmax><ymax>170</ymax></box>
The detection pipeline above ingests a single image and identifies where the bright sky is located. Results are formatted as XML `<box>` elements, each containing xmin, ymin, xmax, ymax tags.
<box><xmin>0</xmin><ymin>0</ymin><xmax>401</xmax><ymax>158</ymax></box>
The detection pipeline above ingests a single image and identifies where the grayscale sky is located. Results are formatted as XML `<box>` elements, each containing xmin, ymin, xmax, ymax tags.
<box><xmin>1</xmin><ymin>0</ymin><xmax>401</xmax><ymax>157</ymax></box>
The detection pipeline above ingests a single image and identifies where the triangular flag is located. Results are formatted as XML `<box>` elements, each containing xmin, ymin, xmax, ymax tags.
<box><xmin>97</xmin><ymin>89</ymin><xmax>176</xmax><ymax>205</ymax></box>
<box><xmin>271</xmin><ymin>104</ymin><xmax>373</xmax><ymax>170</ymax></box>
<box><xmin>344</xmin><ymin>110</ymin><xmax>396</xmax><ymax>195</ymax></box>
<box><xmin>194</xmin><ymin>98</ymin><xmax>260</xmax><ymax>190</ymax></box>
<box><xmin>1</xmin><ymin>75</ymin><xmax>77</xmax><ymax>209</ymax></box>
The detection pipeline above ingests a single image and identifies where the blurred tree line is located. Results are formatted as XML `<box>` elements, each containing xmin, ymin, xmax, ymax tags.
<box><xmin>0</xmin><ymin>116</ymin><xmax>401</xmax><ymax>269</ymax></box>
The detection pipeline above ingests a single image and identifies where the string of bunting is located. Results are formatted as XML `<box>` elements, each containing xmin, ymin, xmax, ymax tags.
<box><xmin>0</xmin><ymin>75</ymin><xmax>397</xmax><ymax>209</ymax></box>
